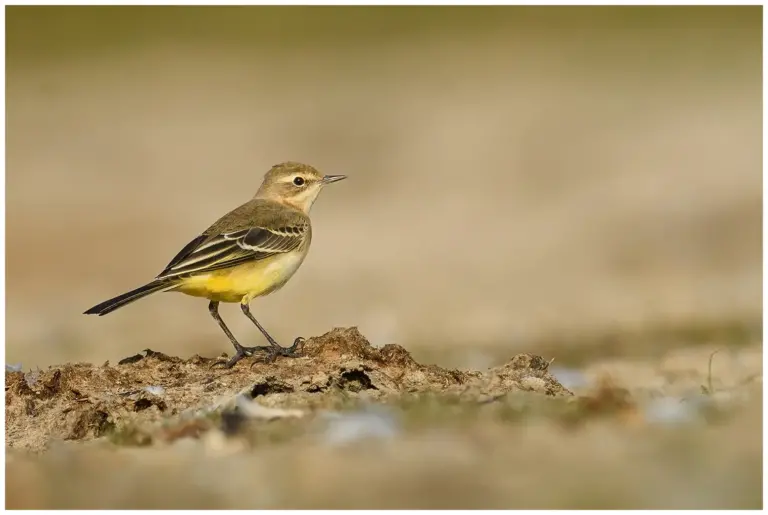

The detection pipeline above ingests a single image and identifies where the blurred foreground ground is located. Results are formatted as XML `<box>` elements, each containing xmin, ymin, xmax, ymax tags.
<box><xmin>5</xmin><ymin>329</ymin><xmax>763</xmax><ymax>509</ymax></box>
<box><xmin>5</xmin><ymin>6</ymin><xmax>763</xmax><ymax>509</ymax></box>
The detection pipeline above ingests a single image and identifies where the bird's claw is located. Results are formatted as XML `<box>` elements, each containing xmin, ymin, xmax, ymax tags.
<box><xmin>210</xmin><ymin>338</ymin><xmax>305</xmax><ymax>369</ymax></box>
<box><xmin>250</xmin><ymin>337</ymin><xmax>305</xmax><ymax>368</ymax></box>
<box><xmin>210</xmin><ymin>344</ymin><xmax>256</xmax><ymax>369</ymax></box>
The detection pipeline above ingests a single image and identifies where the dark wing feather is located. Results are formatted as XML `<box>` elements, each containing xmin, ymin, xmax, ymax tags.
<box><xmin>156</xmin><ymin>225</ymin><xmax>307</xmax><ymax>280</ymax></box>
<box><xmin>158</xmin><ymin>234</ymin><xmax>208</xmax><ymax>276</ymax></box>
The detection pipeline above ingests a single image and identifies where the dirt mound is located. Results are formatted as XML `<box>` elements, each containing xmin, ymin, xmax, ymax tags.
<box><xmin>5</xmin><ymin>327</ymin><xmax>570</xmax><ymax>451</ymax></box>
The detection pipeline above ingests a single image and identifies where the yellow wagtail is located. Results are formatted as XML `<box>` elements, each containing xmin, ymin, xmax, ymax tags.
<box><xmin>84</xmin><ymin>162</ymin><xmax>346</xmax><ymax>368</ymax></box>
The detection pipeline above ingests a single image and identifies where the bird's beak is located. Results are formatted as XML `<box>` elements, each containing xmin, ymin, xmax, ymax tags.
<box><xmin>321</xmin><ymin>175</ymin><xmax>347</xmax><ymax>184</ymax></box>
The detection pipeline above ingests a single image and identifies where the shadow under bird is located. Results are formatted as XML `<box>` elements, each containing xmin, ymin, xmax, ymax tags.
<box><xmin>84</xmin><ymin>162</ymin><xmax>347</xmax><ymax>368</ymax></box>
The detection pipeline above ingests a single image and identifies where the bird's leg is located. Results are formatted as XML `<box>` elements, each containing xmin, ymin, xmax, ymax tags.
<box><xmin>208</xmin><ymin>300</ymin><xmax>255</xmax><ymax>369</ymax></box>
<box><xmin>241</xmin><ymin>302</ymin><xmax>304</xmax><ymax>363</ymax></box>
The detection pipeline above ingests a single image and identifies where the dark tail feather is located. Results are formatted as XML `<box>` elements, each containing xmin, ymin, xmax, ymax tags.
<box><xmin>84</xmin><ymin>280</ymin><xmax>174</xmax><ymax>316</ymax></box>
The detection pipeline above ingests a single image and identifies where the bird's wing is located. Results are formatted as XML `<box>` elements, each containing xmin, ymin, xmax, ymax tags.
<box><xmin>156</xmin><ymin>204</ymin><xmax>308</xmax><ymax>280</ymax></box>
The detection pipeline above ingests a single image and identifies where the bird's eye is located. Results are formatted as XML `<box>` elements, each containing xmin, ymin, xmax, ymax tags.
<box><xmin>293</xmin><ymin>176</ymin><xmax>305</xmax><ymax>186</ymax></box>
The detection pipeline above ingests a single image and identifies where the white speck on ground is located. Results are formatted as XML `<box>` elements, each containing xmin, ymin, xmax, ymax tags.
<box><xmin>24</xmin><ymin>370</ymin><xmax>39</xmax><ymax>388</ymax></box>
<box><xmin>144</xmin><ymin>386</ymin><xmax>166</xmax><ymax>396</ymax></box>
<box><xmin>320</xmin><ymin>406</ymin><xmax>401</xmax><ymax>446</ymax></box>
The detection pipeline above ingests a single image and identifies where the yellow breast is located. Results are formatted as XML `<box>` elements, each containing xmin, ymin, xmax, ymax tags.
<box><xmin>172</xmin><ymin>250</ymin><xmax>308</xmax><ymax>303</ymax></box>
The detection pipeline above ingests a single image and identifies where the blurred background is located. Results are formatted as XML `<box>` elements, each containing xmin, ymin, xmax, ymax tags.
<box><xmin>6</xmin><ymin>6</ymin><xmax>761</xmax><ymax>368</ymax></box>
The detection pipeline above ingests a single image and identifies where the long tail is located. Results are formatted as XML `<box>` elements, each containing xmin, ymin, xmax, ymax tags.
<box><xmin>84</xmin><ymin>280</ymin><xmax>175</xmax><ymax>316</ymax></box>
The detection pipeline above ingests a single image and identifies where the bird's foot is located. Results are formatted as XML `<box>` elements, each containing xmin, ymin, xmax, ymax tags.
<box><xmin>211</xmin><ymin>343</ymin><xmax>258</xmax><ymax>369</ymax></box>
<box><xmin>211</xmin><ymin>338</ymin><xmax>304</xmax><ymax>369</ymax></box>
<box><xmin>267</xmin><ymin>336</ymin><xmax>304</xmax><ymax>363</ymax></box>
<box><xmin>261</xmin><ymin>337</ymin><xmax>305</xmax><ymax>365</ymax></box>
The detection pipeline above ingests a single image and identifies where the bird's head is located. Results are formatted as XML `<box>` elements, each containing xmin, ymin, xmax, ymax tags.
<box><xmin>254</xmin><ymin>161</ymin><xmax>346</xmax><ymax>213</ymax></box>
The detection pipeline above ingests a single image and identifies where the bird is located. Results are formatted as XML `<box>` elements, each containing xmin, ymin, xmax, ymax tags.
<box><xmin>84</xmin><ymin>161</ymin><xmax>347</xmax><ymax>368</ymax></box>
